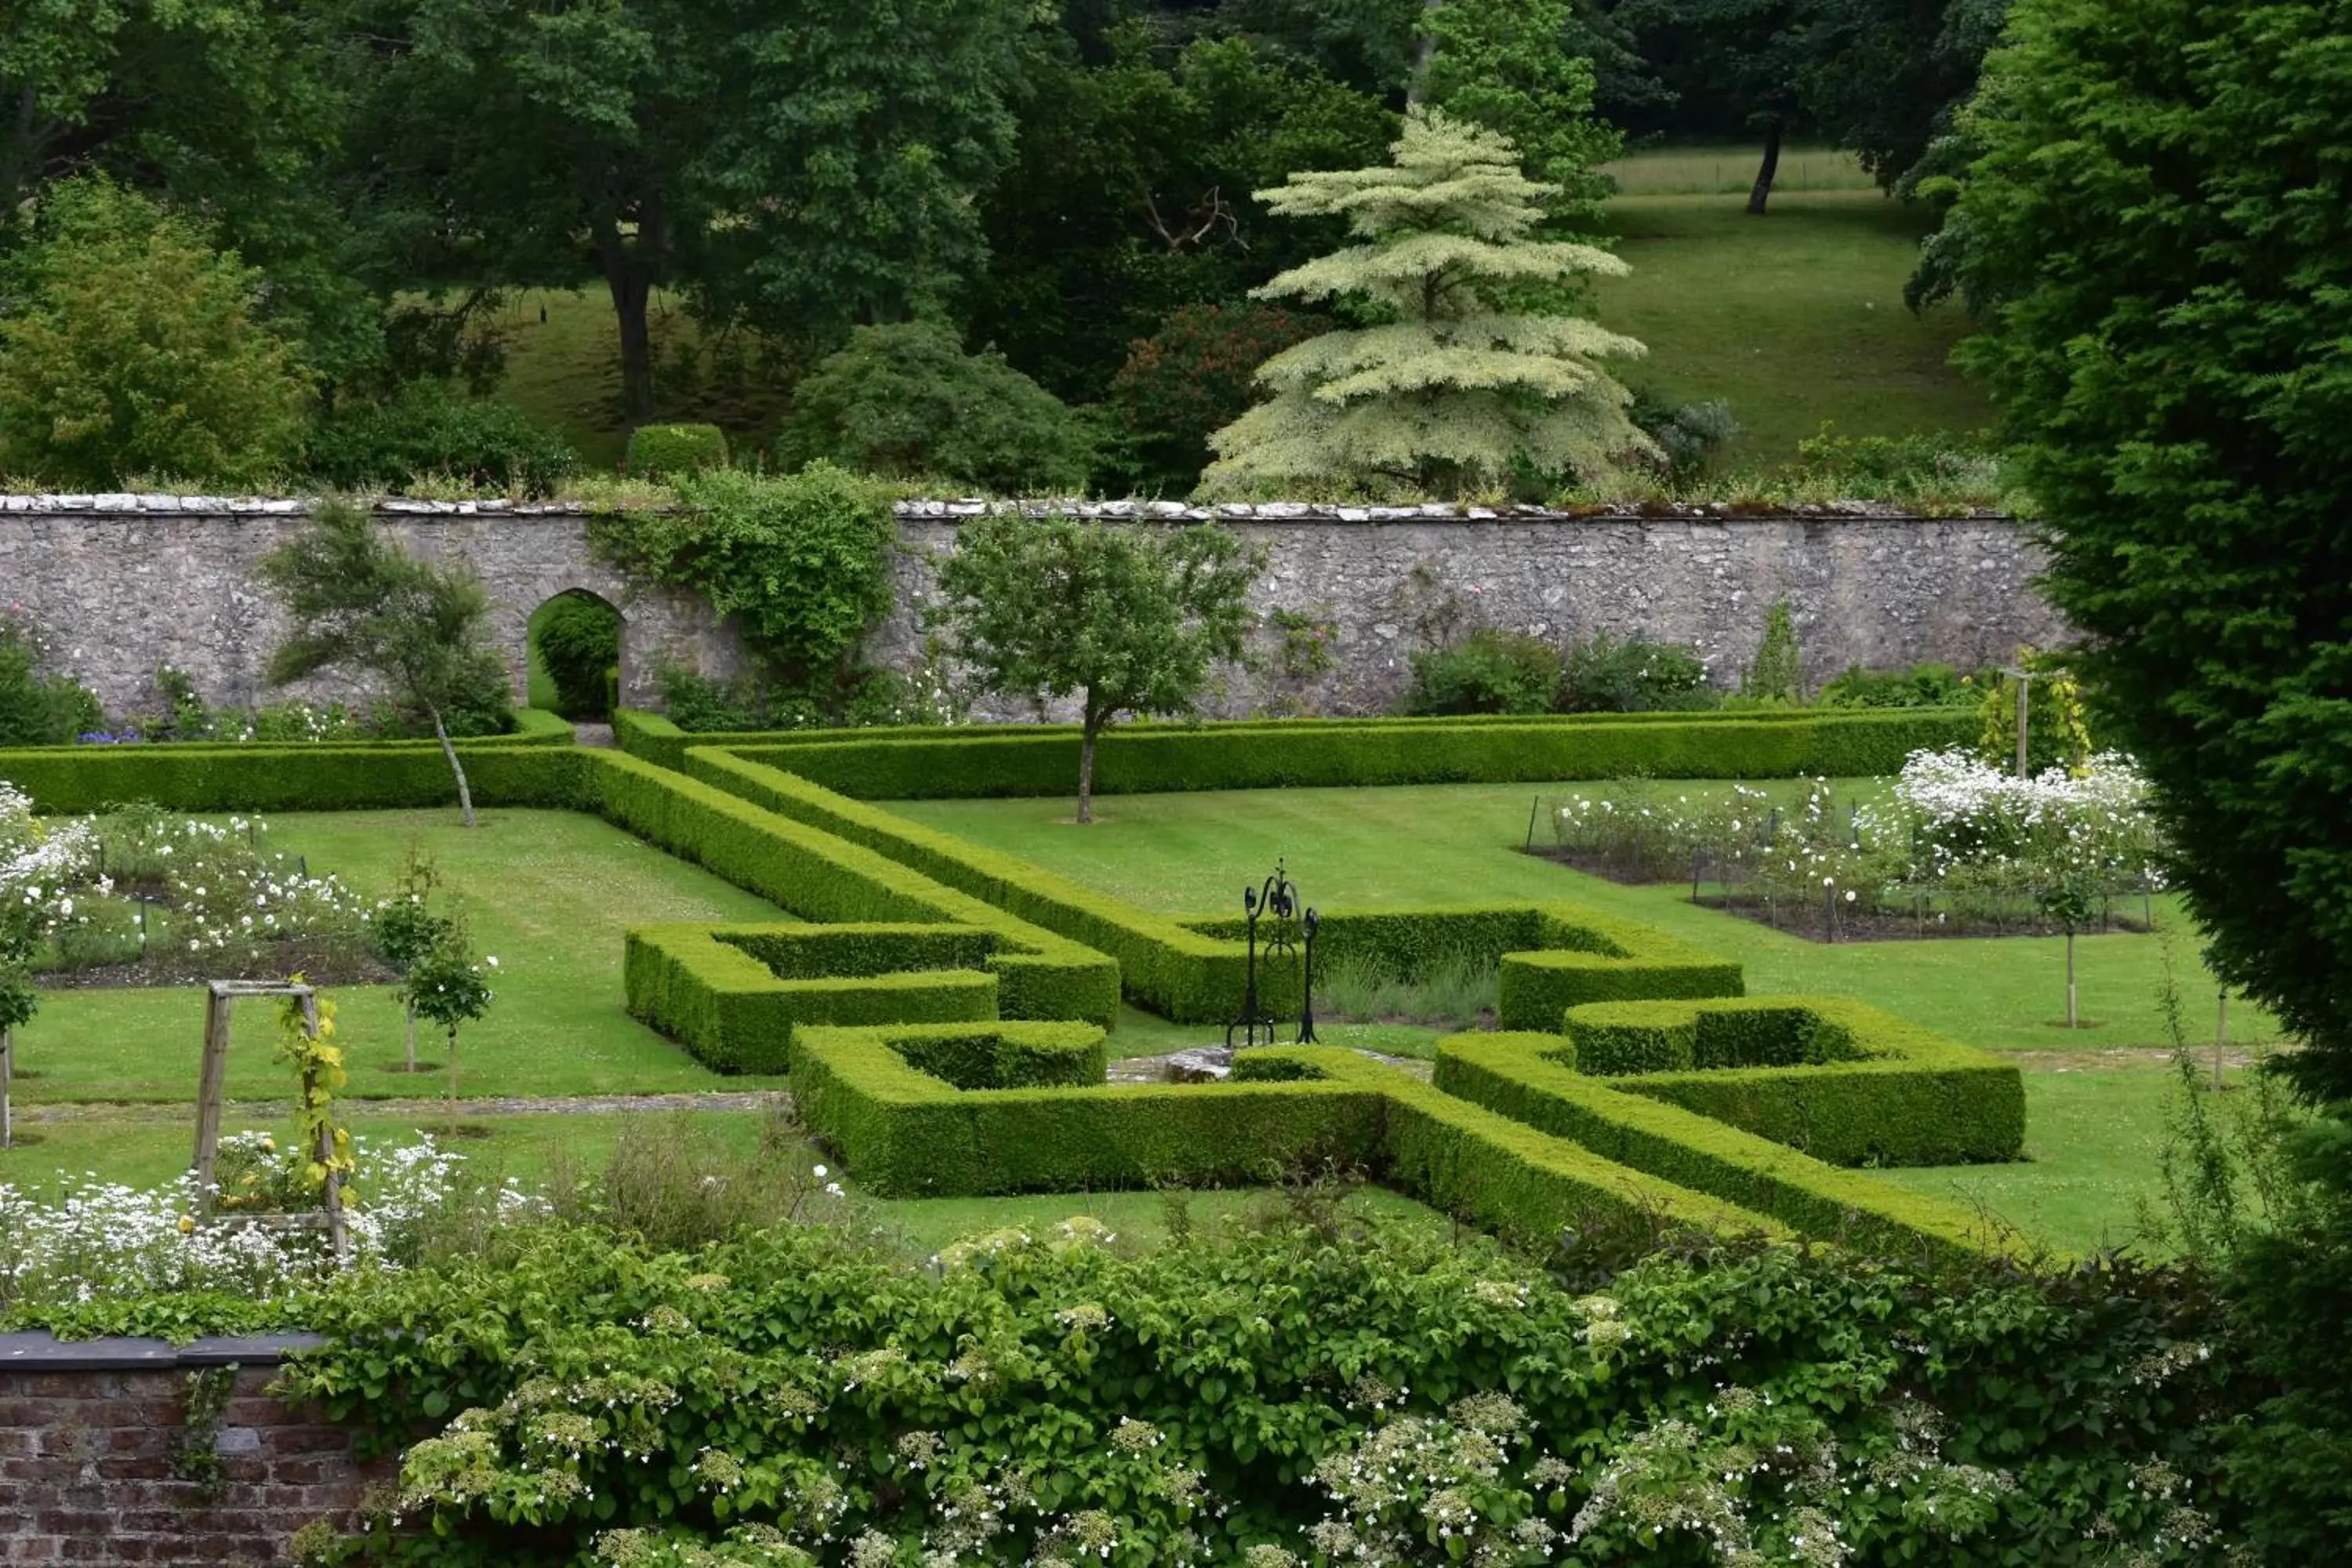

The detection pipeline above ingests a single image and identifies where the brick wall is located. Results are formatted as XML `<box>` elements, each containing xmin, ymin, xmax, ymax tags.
<box><xmin>0</xmin><ymin>1334</ymin><xmax>389</xmax><ymax>1566</ymax></box>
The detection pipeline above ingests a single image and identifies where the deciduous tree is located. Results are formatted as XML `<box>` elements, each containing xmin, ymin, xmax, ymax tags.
<box><xmin>347</xmin><ymin>0</ymin><xmax>1030</xmax><ymax>419</ymax></box>
<box><xmin>260</xmin><ymin>504</ymin><xmax>513</xmax><ymax>827</ymax></box>
<box><xmin>0</xmin><ymin>179</ymin><xmax>313</xmax><ymax>488</ymax></box>
<box><xmin>930</xmin><ymin>517</ymin><xmax>1262</xmax><ymax>823</ymax></box>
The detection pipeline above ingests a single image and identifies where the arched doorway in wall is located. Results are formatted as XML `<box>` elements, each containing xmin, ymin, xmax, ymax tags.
<box><xmin>527</xmin><ymin>590</ymin><xmax>625</xmax><ymax>720</ymax></box>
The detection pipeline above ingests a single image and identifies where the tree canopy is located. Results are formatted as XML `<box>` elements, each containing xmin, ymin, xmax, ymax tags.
<box><xmin>929</xmin><ymin>516</ymin><xmax>1262</xmax><ymax>822</ymax></box>
<box><xmin>1204</xmin><ymin>110</ymin><xmax>1653</xmax><ymax>498</ymax></box>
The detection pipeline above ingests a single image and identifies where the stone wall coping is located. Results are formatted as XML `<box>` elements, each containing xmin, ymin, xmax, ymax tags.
<box><xmin>0</xmin><ymin>492</ymin><xmax>2016</xmax><ymax>524</ymax></box>
<box><xmin>0</xmin><ymin>1329</ymin><xmax>324</xmax><ymax>1371</ymax></box>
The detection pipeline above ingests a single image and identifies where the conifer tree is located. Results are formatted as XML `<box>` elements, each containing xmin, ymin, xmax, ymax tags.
<box><xmin>1203</xmin><ymin>110</ymin><xmax>1654</xmax><ymax>499</ymax></box>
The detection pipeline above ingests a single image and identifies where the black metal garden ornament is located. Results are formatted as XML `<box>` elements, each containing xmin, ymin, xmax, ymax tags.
<box><xmin>1226</xmin><ymin>859</ymin><xmax>1319</xmax><ymax>1049</ymax></box>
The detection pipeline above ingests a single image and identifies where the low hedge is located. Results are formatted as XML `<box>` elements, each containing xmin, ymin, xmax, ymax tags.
<box><xmin>579</xmin><ymin>753</ymin><xmax>1121</xmax><ymax>1028</ymax></box>
<box><xmin>790</xmin><ymin>1025</ymin><xmax>1791</xmax><ymax>1247</ymax></box>
<box><xmin>624</xmin><ymin>924</ymin><xmax>1003</xmax><ymax>1073</ymax></box>
<box><xmin>1434</xmin><ymin>1030</ymin><xmax>2011</xmax><ymax>1264</ymax></box>
<box><xmin>788</xmin><ymin>1024</ymin><xmax>1381</xmax><ymax>1197</ymax></box>
<box><xmin>0</xmin><ymin>731</ymin><xmax>582</xmax><ymax>815</ymax></box>
<box><xmin>709</xmin><ymin>711</ymin><xmax>1973</xmax><ymax>799</ymax></box>
<box><xmin>684</xmin><ymin>747</ymin><xmax>1740</xmax><ymax>1023</ymax></box>
<box><xmin>613</xmin><ymin>706</ymin><xmax>1973</xmax><ymax>786</ymax></box>
<box><xmin>1544</xmin><ymin>997</ymin><xmax>2027</xmax><ymax>1167</ymax></box>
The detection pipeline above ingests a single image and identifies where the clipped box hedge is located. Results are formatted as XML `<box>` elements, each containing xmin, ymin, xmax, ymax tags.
<box><xmin>1512</xmin><ymin>996</ymin><xmax>2027</xmax><ymax>1167</ymax></box>
<box><xmin>1434</xmin><ymin>1029</ymin><xmax>2013</xmax><ymax>1264</ymax></box>
<box><xmin>576</xmin><ymin>753</ymin><xmax>1121</xmax><ymax>1028</ymax></box>
<box><xmin>682</xmin><ymin>747</ymin><xmax>1740</xmax><ymax>1023</ymax></box>
<box><xmin>613</xmin><ymin>706</ymin><xmax>1973</xmax><ymax>787</ymax></box>
<box><xmin>0</xmin><ymin>710</ymin><xmax>577</xmax><ymax>814</ymax></box>
<box><xmin>624</xmin><ymin>924</ymin><xmax>1003</xmax><ymax>1073</ymax></box>
<box><xmin>790</xmin><ymin>1024</ymin><xmax>1794</xmax><ymax>1249</ymax></box>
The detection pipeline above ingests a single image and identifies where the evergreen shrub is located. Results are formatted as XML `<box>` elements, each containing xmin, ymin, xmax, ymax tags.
<box><xmin>625</xmin><ymin>423</ymin><xmax>729</xmax><ymax>478</ymax></box>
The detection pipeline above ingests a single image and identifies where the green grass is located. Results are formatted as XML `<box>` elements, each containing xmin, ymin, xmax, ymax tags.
<box><xmin>888</xmin><ymin>781</ymin><xmax>2273</xmax><ymax>1055</ymax></box>
<box><xmin>12</xmin><ymin>809</ymin><xmax>794</xmax><ymax>1107</ymax></box>
<box><xmin>1593</xmin><ymin>191</ymin><xmax>1994</xmax><ymax>462</ymax></box>
<box><xmin>1604</xmin><ymin>142</ymin><xmax>1876</xmax><ymax>197</ymax></box>
<box><xmin>477</xmin><ymin>288</ymin><xmax>795</xmax><ymax>470</ymax></box>
<box><xmin>1864</xmin><ymin>1068</ymin><xmax>2200</xmax><ymax>1256</ymax></box>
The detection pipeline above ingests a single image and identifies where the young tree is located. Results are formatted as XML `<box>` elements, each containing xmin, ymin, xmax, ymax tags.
<box><xmin>0</xmin><ymin>178</ymin><xmax>313</xmax><ymax>488</ymax></box>
<box><xmin>260</xmin><ymin>504</ymin><xmax>513</xmax><ymax>828</ymax></box>
<box><xmin>347</xmin><ymin>0</ymin><xmax>1029</xmax><ymax>419</ymax></box>
<box><xmin>401</xmin><ymin>919</ymin><xmax>494</xmax><ymax>1129</ymax></box>
<box><xmin>1203</xmin><ymin>110</ymin><xmax>1654</xmax><ymax>499</ymax></box>
<box><xmin>930</xmin><ymin>517</ymin><xmax>1263</xmax><ymax>823</ymax></box>
<box><xmin>1740</xmin><ymin>600</ymin><xmax>1804</xmax><ymax>702</ymax></box>
<box><xmin>372</xmin><ymin>843</ymin><xmax>451</xmax><ymax>1073</ymax></box>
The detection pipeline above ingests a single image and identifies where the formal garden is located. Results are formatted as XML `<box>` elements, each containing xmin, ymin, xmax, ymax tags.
<box><xmin>7</xmin><ymin>0</ymin><xmax>2352</xmax><ymax>1561</ymax></box>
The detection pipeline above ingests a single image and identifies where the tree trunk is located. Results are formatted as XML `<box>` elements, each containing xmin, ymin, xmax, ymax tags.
<box><xmin>431</xmin><ymin>706</ymin><xmax>477</xmax><ymax>829</ymax></box>
<box><xmin>1747</xmin><ymin>118</ymin><xmax>1786</xmax><ymax>215</ymax></box>
<box><xmin>2</xmin><ymin>1025</ymin><xmax>11</xmax><ymax>1150</ymax></box>
<box><xmin>405</xmin><ymin>1002</ymin><xmax>419</xmax><ymax>1073</ymax></box>
<box><xmin>2064</xmin><ymin>931</ymin><xmax>2078</xmax><ymax>1028</ymax></box>
<box><xmin>1076</xmin><ymin>720</ymin><xmax>1099</xmax><ymax>826</ymax></box>
<box><xmin>608</xmin><ymin>266</ymin><xmax>655</xmax><ymax>423</ymax></box>
<box><xmin>446</xmin><ymin>1027</ymin><xmax>460</xmax><ymax>1130</ymax></box>
<box><xmin>1406</xmin><ymin>0</ymin><xmax>1447</xmax><ymax>107</ymax></box>
<box><xmin>2215</xmin><ymin>992</ymin><xmax>2229</xmax><ymax>1093</ymax></box>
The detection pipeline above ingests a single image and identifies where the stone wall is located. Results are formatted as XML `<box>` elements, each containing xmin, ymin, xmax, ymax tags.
<box><xmin>880</xmin><ymin>505</ymin><xmax>2066</xmax><ymax>718</ymax></box>
<box><xmin>0</xmin><ymin>498</ymin><xmax>745</xmax><ymax>719</ymax></box>
<box><xmin>0</xmin><ymin>1333</ymin><xmax>388</xmax><ymax>1565</ymax></box>
<box><xmin>0</xmin><ymin>496</ymin><xmax>2063</xmax><ymax>722</ymax></box>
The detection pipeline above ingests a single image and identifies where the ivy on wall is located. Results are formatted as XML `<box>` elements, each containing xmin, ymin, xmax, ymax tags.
<box><xmin>590</xmin><ymin>463</ymin><xmax>901</xmax><ymax>713</ymax></box>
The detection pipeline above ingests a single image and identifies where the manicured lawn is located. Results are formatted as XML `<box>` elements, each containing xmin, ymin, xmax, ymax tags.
<box><xmin>1593</xmin><ymin>191</ymin><xmax>1994</xmax><ymax>461</ymax></box>
<box><xmin>11</xmin><ymin>808</ymin><xmax>793</xmax><ymax>1106</ymax></box>
<box><xmin>889</xmin><ymin>781</ymin><xmax>2276</xmax><ymax>1055</ymax></box>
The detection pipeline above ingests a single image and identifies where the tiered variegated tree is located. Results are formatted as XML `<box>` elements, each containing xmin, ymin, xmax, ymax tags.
<box><xmin>1204</xmin><ymin>110</ymin><xmax>1655</xmax><ymax>499</ymax></box>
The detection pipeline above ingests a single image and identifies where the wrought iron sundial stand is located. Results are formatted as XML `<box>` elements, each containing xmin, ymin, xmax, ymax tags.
<box><xmin>1225</xmin><ymin>859</ymin><xmax>1320</xmax><ymax>1050</ymax></box>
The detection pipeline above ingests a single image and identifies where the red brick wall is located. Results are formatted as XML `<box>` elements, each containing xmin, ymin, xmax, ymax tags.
<box><xmin>0</xmin><ymin>1346</ymin><xmax>390</xmax><ymax>1567</ymax></box>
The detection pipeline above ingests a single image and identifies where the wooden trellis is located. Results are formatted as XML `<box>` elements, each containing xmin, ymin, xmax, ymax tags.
<box><xmin>191</xmin><ymin>980</ymin><xmax>349</xmax><ymax>1263</ymax></box>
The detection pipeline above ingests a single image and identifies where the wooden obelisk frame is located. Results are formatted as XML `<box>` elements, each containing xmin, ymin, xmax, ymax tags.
<box><xmin>191</xmin><ymin>980</ymin><xmax>348</xmax><ymax>1264</ymax></box>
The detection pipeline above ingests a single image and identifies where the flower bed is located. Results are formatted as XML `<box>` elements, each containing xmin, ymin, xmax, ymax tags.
<box><xmin>1540</xmin><ymin>749</ymin><xmax>2169</xmax><ymax>941</ymax></box>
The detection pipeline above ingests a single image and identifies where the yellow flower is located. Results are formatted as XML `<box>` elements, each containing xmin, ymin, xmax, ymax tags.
<box><xmin>177</xmin><ymin>1214</ymin><xmax>195</xmax><ymax>1235</ymax></box>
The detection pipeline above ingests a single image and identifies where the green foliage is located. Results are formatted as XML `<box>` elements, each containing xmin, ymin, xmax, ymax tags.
<box><xmin>1740</xmin><ymin>600</ymin><xmax>1805</xmax><ymax>702</ymax></box>
<box><xmin>966</xmin><ymin>31</ymin><xmax>1395</xmax><ymax>402</ymax></box>
<box><xmin>347</xmin><ymin>0</ymin><xmax>1029</xmax><ymax>419</ymax></box>
<box><xmin>626</xmin><ymin>424</ymin><xmax>730</xmax><ymax>481</ymax></box>
<box><xmin>673</xmin><ymin>744</ymin><xmax>1742</xmax><ymax>1029</ymax></box>
<box><xmin>1403</xmin><ymin>630</ymin><xmax>1560</xmax><ymax>717</ymax></box>
<box><xmin>1419</xmin><ymin>0</ymin><xmax>1621</xmax><ymax>224</ymax></box>
<box><xmin>276</xmin><ymin>1214</ymin><xmax>2240</xmax><ymax>1564</ymax></box>
<box><xmin>775</xmin><ymin>323</ymin><xmax>1091</xmax><ymax>495</ymax></box>
<box><xmin>0</xmin><ymin>178</ymin><xmax>311</xmax><ymax>488</ymax></box>
<box><xmin>1205</xmin><ymin>111</ymin><xmax>1654</xmax><ymax>499</ymax></box>
<box><xmin>596</xmin><ymin>466</ymin><xmax>898</xmax><ymax>710</ymax></box>
<box><xmin>1544</xmin><ymin>996</ymin><xmax>2025</xmax><ymax>1165</ymax></box>
<box><xmin>1977</xmin><ymin>652</ymin><xmax>2091</xmax><ymax>776</ymax></box>
<box><xmin>634</xmin><ymin>708</ymin><xmax>1979</xmax><ymax>801</ymax></box>
<box><xmin>928</xmin><ymin>515</ymin><xmax>1263</xmax><ymax>821</ymax></box>
<box><xmin>1625</xmin><ymin>388</ymin><xmax>1743</xmax><ymax>481</ymax></box>
<box><xmin>1820</xmin><ymin>662</ymin><xmax>1980</xmax><ymax>709</ymax></box>
<box><xmin>1791</xmin><ymin>421</ymin><xmax>2002</xmax><ymax>499</ymax></box>
<box><xmin>1104</xmin><ymin>303</ymin><xmax>1321</xmax><ymax>495</ymax></box>
<box><xmin>0</xmin><ymin>610</ymin><xmax>103</xmax><ymax>746</ymax></box>
<box><xmin>1555</xmin><ymin>631</ymin><xmax>1718</xmax><ymax>713</ymax></box>
<box><xmin>534</xmin><ymin>594</ymin><xmax>622</xmax><ymax>722</ymax></box>
<box><xmin>259</xmin><ymin>502</ymin><xmax>515</xmax><ymax>822</ymax></box>
<box><xmin>304</xmin><ymin>383</ymin><xmax>579</xmax><ymax>496</ymax></box>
